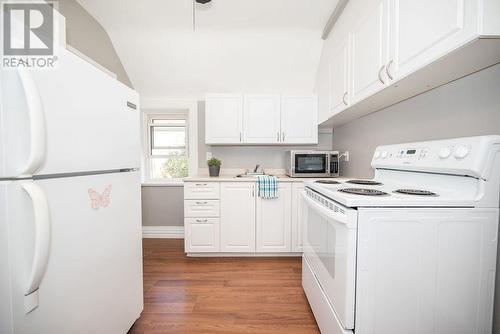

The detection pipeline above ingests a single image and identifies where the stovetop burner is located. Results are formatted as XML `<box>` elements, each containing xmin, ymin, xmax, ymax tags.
<box><xmin>315</xmin><ymin>180</ymin><xmax>341</xmax><ymax>185</ymax></box>
<box><xmin>346</xmin><ymin>179</ymin><xmax>383</xmax><ymax>186</ymax></box>
<box><xmin>339</xmin><ymin>188</ymin><xmax>389</xmax><ymax>196</ymax></box>
<box><xmin>393</xmin><ymin>189</ymin><xmax>438</xmax><ymax>196</ymax></box>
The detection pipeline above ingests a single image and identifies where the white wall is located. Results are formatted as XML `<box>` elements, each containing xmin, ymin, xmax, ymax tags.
<box><xmin>77</xmin><ymin>0</ymin><xmax>338</xmax><ymax>98</ymax></box>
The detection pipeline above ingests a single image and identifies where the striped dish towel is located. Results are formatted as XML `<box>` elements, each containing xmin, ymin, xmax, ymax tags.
<box><xmin>257</xmin><ymin>175</ymin><xmax>279</xmax><ymax>199</ymax></box>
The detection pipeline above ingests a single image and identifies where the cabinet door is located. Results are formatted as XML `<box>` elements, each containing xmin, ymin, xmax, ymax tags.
<box><xmin>220</xmin><ymin>182</ymin><xmax>256</xmax><ymax>252</ymax></box>
<box><xmin>185</xmin><ymin>218</ymin><xmax>220</xmax><ymax>252</ymax></box>
<box><xmin>329</xmin><ymin>40</ymin><xmax>350</xmax><ymax>115</ymax></box>
<box><xmin>350</xmin><ymin>0</ymin><xmax>389</xmax><ymax>104</ymax></box>
<box><xmin>243</xmin><ymin>95</ymin><xmax>281</xmax><ymax>144</ymax></box>
<box><xmin>389</xmin><ymin>0</ymin><xmax>478</xmax><ymax>80</ymax></box>
<box><xmin>256</xmin><ymin>183</ymin><xmax>292</xmax><ymax>252</ymax></box>
<box><xmin>291</xmin><ymin>183</ymin><xmax>305</xmax><ymax>252</ymax></box>
<box><xmin>281</xmin><ymin>96</ymin><xmax>318</xmax><ymax>144</ymax></box>
<box><xmin>205</xmin><ymin>94</ymin><xmax>243</xmax><ymax>144</ymax></box>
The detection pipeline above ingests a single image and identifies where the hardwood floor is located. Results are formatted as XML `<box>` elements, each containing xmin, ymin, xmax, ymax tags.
<box><xmin>128</xmin><ymin>239</ymin><xmax>320</xmax><ymax>334</ymax></box>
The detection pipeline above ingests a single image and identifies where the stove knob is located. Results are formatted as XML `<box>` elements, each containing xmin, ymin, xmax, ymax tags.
<box><xmin>454</xmin><ymin>146</ymin><xmax>470</xmax><ymax>159</ymax></box>
<box><xmin>381</xmin><ymin>151</ymin><xmax>388</xmax><ymax>159</ymax></box>
<box><xmin>439</xmin><ymin>147</ymin><xmax>452</xmax><ymax>159</ymax></box>
<box><xmin>374</xmin><ymin>151</ymin><xmax>381</xmax><ymax>159</ymax></box>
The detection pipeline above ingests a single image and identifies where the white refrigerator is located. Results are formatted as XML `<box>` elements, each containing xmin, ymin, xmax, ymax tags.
<box><xmin>0</xmin><ymin>48</ymin><xmax>143</xmax><ymax>334</ymax></box>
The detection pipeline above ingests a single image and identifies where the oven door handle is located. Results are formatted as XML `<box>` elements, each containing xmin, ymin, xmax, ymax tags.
<box><xmin>301</xmin><ymin>191</ymin><xmax>356</xmax><ymax>229</ymax></box>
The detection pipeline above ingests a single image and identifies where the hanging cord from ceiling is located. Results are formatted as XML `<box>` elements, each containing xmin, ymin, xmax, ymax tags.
<box><xmin>193</xmin><ymin>0</ymin><xmax>195</xmax><ymax>30</ymax></box>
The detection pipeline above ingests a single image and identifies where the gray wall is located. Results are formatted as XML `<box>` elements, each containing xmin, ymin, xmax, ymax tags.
<box><xmin>198</xmin><ymin>101</ymin><xmax>334</xmax><ymax>170</ymax></box>
<box><xmin>332</xmin><ymin>63</ymin><xmax>500</xmax><ymax>178</ymax></box>
<box><xmin>331</xmin><ymin>63</ymin><xmax>500</xmax><ymax>333</ymax></box>
<box><xmin>141</xmin><ymin>186</ymin><xmax>184</xmax><ymax>227</ymax></box>
<box><xmin>56</xmin><ymin>0</ymin><xmax>133</xmax><ymax>87</ymax></box>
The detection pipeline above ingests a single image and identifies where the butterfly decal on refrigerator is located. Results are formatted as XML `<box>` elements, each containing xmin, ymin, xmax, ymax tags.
<box><xmin>88</xmin><ymin>185</ymin><xmax>112</xmax><ymax>210</ymax></box>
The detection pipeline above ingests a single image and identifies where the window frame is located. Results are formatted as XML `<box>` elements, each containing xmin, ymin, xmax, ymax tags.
<box><xmin>141</xmin><ymin>99</ymin><xmax>198</xmax><ymax>185</ymax></box>
<box><xmin>147</xmin><ymin>114</ymin><xmax>189</xmax><ymax>180</ymax></box>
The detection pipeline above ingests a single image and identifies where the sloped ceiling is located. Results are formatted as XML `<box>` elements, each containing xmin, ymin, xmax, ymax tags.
<box><xmin>77</xmin><ymin>0</ymin><xmax>338</xmax><ymax>98</ymax></box>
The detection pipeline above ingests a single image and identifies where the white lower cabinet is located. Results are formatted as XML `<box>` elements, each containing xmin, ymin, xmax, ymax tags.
<box><xmin>185</xmin><ymin>218</ymin><xmax>220</xmax><ymax>252</ymax></box>
<box><xmin>220</xmin><ymin>182</ymin><xmax>256</xmax><ymax>252</ymax></box>
<box><xmin>184</xmin><ymin>180</ymin><xmax>304</xmax><ymax>254</ymax></box>
<box><xmin>256</xmin><ymin>183</ymin><xmax>292</xmax><ymax>252</ymax></box>
<box><xmin>291</xmin><ymin>183</ymin><xmax>305</xmax><ymax>252</ymax></box>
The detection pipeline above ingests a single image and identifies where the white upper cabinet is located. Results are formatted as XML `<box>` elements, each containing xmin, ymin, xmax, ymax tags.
<box><xmin>329</xmin><ymin>39</ymin><xmax>350</xmax><ymax>115</ymax></box>
<box><xmin>318</xmin><ymin>0</ymin><xmax>499</xmax><ymax>126</ymax></box>
<box><xmin>281</xmin><ymin>96</ymin><xmax>318</xmax><ymax>144</ymax></box>
<box><xmin>350</xmin><ymin>0</ymin><xmax>389</xmax><ymax>104</ymax></box>
<box><xmin>256</xmin><ymin>182</ymin><xmax>292</xmax><ymax>252</ymax></box>
<box><xmin>243</xmin><ymin>95</ymin><xmax>281</xmax><ymax>144</ymax></box>
<box><xmin>206</xmin><ymin>94</ymin><xmax>318</xmax><ymax>145</ymax></box>
<box><xmin>205</xmin><ymin>94</ymin><xmax>243</xmax><ymax>144</ymax></box>
<box><xmin>388</xmin><ymin>0</ymin><xmax>478</xmax><ymax>81</ymax></box>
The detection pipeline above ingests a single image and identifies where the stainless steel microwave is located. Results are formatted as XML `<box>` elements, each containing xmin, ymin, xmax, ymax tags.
<box><xmin>286</xmin><ymin>151</ymin><xmax>339</xmax><ymax>178</ymax></box>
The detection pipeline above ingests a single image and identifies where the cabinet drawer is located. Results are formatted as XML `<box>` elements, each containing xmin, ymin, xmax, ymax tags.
<box><xmin>184</xmin><ymin>200</ymin><xmax>220</xmax><ymax>217</ymax></box>
<box><xmin>185</xmin><ymin>218</ymin><xmax>220</xmax><ymax>252</ymax></box>
<box><xmin>184</xmin><ymin>182</ymin><xmax>220</xmax><ymax>199</ymax></box>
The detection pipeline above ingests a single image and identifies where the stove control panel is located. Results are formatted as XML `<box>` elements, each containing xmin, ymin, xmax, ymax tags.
<box><xmin>371</xmin><ymin>136</ymin><xmax>500</xmax><ymax>178</ymax></box>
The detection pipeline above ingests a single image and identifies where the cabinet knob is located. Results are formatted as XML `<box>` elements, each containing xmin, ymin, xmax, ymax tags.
<box><xmin>342</xmin><ymin>92</ymin><xmax>348</xmax><ymax>106</ymax></box>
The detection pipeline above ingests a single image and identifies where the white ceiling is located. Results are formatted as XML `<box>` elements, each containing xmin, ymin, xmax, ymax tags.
<box><xmin>77</xmin><ymin>0</ymin><xmax>338</xmax><ymax>98</ymax></box>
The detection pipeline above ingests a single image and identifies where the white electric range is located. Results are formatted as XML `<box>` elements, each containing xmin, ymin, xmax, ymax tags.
<box><xmin>301</xmin><ymin>135</ymin><xmax>500</xmax><ymax>334</ymax></box>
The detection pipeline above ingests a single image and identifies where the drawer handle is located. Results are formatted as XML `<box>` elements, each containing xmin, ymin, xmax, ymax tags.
<box><xmin>195</xmin><ymin>201</ymin><xmax>208</xmax><ymax>205</ymax></box>
<box><xmin>195</xmin><ymin>183</ymin><xmax>207</xmax><ymax>186</ymax></box>
<box><xmin>196</xmin><ymin>219</ymin><xmax>208</xmax><ymax>222</ymax></box>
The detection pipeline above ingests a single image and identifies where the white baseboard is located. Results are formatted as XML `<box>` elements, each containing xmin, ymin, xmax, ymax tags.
<box><xmin>142</xmin><ymin>226</ymin><xmax>184</xmax><ymax>239</ymax></box>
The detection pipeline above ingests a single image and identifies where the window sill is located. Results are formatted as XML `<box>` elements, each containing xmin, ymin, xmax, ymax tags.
<box><xmin>141</xmin><ymin>181</ymin><xmax>184</xmax><ymax>187</ymax></box>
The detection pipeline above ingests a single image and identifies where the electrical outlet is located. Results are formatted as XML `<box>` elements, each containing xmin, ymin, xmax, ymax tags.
<box><xmin>343</xmin><ymin>151</ymin><xmax>350</xmax><ymax>162</ymax></box>
<box><xmin>206</xmin><ymin>152</ymin><xmax>213</xmax><ymax>160</ymax></box>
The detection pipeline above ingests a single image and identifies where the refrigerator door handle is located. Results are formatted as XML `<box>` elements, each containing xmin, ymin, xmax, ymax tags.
<box><xmin>17</xmin><ymin>68</ymin><xmax>47</xmax><ymax>177</ymax></box>
<box><xmin>21</xmin><ymin>182</ymin><xmax>51</xmax><ymax>313</ymax></box>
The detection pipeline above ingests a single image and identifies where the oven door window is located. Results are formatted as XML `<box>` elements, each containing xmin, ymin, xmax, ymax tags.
<box><xmin>295</xmin><ymin>154</ymin><xmax>327</xmax><ymax>174</ymax></box>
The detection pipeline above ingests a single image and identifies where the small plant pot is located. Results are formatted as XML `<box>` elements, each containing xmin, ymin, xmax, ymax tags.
<box><xmin>208</xmin><ymin>165</ymin><xmax>220</xmax><ymax>177</ymax></box>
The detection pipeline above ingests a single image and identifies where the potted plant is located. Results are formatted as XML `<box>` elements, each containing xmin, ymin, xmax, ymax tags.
<box><xmin>207</xmin><ymin>157</ymin><xmax>222</xmax><ymax>177</ymax></box>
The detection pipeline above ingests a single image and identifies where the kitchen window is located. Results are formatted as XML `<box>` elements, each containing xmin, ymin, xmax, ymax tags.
<box><xmin>146</xmin><ymin>114</ymin><xmax>189</xmax><ymax>180</ymax></box>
